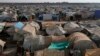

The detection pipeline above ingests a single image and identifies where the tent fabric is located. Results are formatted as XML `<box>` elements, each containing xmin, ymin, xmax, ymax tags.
<box><xmin>0</xmin><ymin>23</ymin><xmax>5</xmax><ymax>32</ymax></box>
<box><xmin>23</xmin><ymin>35</ymin><xmax>46</xmax><ymax>52</ymax></box>
<box><xmin>43</xmin><ymin>14</ymin><xmax>52</xmax><ymax>20</ymax></box>
<box><xmin>17</xmin><ymin>15</ymin><xmax>28</xmax><ymax>22</ymax></box>
<box><xmin>46</xmin><ymin>26</ymin><xmax>66</xmax><ymax>35</ymax></box>
<box><xmin>38</xmin><ymin>14</ymin><xmax>59</xmax><ymax>21</ymax></box>
<box><xmin>0</xmin><ymin>15</ymin><xmax>12</xmax><ymax>22</ymax></box>
<box><xmin>14</xmin><ymin>22</ymin><xmax>24</xmax><ymax>30</ymax></box>
<box><xmin>29</xmin><ymin>21</ymin><xmax>40</xmax><ymax>31</ymax></box>
<box><xmin>48</xmin><ymin>41</ymin><xmax>70</xmax><ymax>50</ymax></box>
<box><xmin>63</xmin><ymin>22</ymin><xmax>83</xmax><ymax>33</ymax></box>
<box><xmin>94</xmin><ymin>10</ymin><xmax>100</xmax><ymax>19</ymax></box>
<box><xmin>68</xmin><ymin>32</ymin><xmax>97</xmax><ymax>50</ymax></box>
<box><xmin>52</xmin><ymin>14</ymin><xmax>59</xmax><ymax>21</ymax></box>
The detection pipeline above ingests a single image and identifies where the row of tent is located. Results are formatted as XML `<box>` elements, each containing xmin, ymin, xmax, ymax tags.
<box><xmin>0</xmin><ymin>10</ymin><xmax>100</xmax><ymax>22</ymax></box>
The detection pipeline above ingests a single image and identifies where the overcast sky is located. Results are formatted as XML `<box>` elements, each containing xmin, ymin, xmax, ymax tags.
<box><xmin>0</xmin><ymin>0</ymin><xmax>100</xmax><ymax>3</ymax></box>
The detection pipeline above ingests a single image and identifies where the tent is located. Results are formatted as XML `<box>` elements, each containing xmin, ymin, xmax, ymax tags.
<box><xmin>94</xmin><ymin>10</ymin><xmax>100</xmax><ymax>19</ymax></box>
<box><xmin>0</xmin><ymin>15</ymin><xmax>13</xmax><ymax>22</ymax></box>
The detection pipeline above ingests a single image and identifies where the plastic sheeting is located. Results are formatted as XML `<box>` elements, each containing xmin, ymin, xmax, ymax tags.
<box><xmin>94</xmin><ymin>10</ymin><xmax>100</xmax><ymax>19</ymax></box>
<box><xmin>38</xmin><ymin>14</ymin><xmax>59</xmax><ymax>21</ymax></box>
<box><xmin>68</xmin><ymin>32</ymin><xmax>97</xmax><ymax>50</ymax></box>
<box><xmin>63</xmin><ymin>22</ymin><xmax>83</xmax><ymax>34</ymax></box>
<box><xmin>23</xmin><ymin>35</ymin><xmax>46</xmax><ymax>52</ymax></box>
<box><xmin>14</xmin><ymin>22</ymin><xmax>24</xmax><ymax>30</ymax></box>
<box><xmin>29</xmin><ymin>21</ymin><xmax>40</xmax><ymax>31</ymax></box>
<box><xmin>46</xmin><ymin>25</ymin><xmax>66</xmax><ymax>35</ymax></box>
<box><xmin>85</xmin><ymin>48</ymin><xmax>100</xmax><ymax>56</ymax></box>
<box><xmin>0</xmin><ymin>22</ymin><xmax>5</xmax><ymax>32</ymax></box>
<box><xmin>0</xmin><ymin>15</ymin><xmax>13</xmax><ymax>22</ymax></box>
<box><xmin>48</xmin><ymin>41</ymin><xmax>70</xmax><ymax>50</ymax></box>
<box><xmin>43</xmin><ymin>14</ymin><xmax>52</xmax><ymax>21</ymax></box>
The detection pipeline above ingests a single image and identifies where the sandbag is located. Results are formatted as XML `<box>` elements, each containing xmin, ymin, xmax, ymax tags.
<box><xmin>68</xmin><ymin>32</ymin><xmax>97</xmax><ymax>50</ymax></box>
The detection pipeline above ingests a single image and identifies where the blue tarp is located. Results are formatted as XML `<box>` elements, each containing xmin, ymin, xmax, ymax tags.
<box><xmin>38</xmin><ymin>14</ymin><xmax>59</xmax><ymax>21</ymax></box>
<box><xmin>0</xmin><ymin>15</ymin><xmax>12</xmax><ymax>22</ymax></box>
<box><xmin>38</xmin><ymin>15</ymin><xmax>43</xmax><ymax>20</ymax></box>
<box><xmin>52</xmin><ymin>14</ymin><xmax>59</xmax><ymax>21</ymax></box>
<box><xmin>94</xmin><ymin>10</ymin><xmax>100</xmax><ymax>19</ymax></box>
<box><xmin>14</xmin><ymin>22</ymin><xmax>24</xmax><ymax>29</ymax></box>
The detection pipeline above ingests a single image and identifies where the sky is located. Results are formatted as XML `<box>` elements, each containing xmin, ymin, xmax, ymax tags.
<box><xmin>0</xmin><ymin>0</ymin><xmax>100</xmax><ymax>3</ymax></box>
